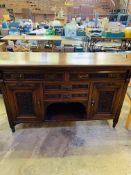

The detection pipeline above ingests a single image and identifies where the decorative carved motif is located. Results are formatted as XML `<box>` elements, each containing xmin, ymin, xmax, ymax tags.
<box><xmin>45</xmin><ymin>93</ymin><xmax>88</xmax><ymax>99</ymax></box>
<box><xmin>45</xmin><ymin>84</ymin><xmax>88</xmax><ymax>90</ymax></box>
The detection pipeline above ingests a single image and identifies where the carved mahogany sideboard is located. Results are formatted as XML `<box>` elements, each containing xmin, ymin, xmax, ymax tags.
<box><xmin>0</xmin><ymin>52</ymin><xmax>130</xmax><ymax>132</ymax></box>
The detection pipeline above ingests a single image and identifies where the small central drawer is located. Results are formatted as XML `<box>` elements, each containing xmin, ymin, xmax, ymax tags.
<box><xmin>69</xmin><ymin>73</ymin><xmax>89</xmax><ymax>81</ymax></box>
<box><xmin>44</xmin><ymin>83</ymin><xmax>89</xmax><ymax>91</ymax></box>
<box><xmin>44</xmin><ymin>92</ymin><xmax>88</xmax><ymax>100</ymax></box>
<box><xmin>44</xmin><ymin>72</ymin><xmax>64</xmax><ymax>81</ymax></box>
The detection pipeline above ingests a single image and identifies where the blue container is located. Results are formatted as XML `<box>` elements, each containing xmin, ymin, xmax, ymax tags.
<box><xmin>53</xmin><ymin>40</ymin><xmax>61</xmax><ymax>46</ymax></box>
<box><xmin>102</xmin><ymin>31</ymin><xmax>125</xmax><ymax>38</ymax></box>
<box><xmin>77</xmin><ymin>30</ymin><xmax>86</xmax><ymax>36</ymax></box>
<box><xmin>2</xmin><ymin>21</ymin><xmax>8</xmax><ymax>29</ymax></box>
<box><xmin>74</xmin><ymin>47</ymin><xmax>84</xmax><ymax>52</ymax></box>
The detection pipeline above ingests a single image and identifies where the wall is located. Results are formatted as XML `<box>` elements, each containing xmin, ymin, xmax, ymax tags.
<box><xmin>119</xmin><ymin>0</ymin><xmax>128</xmax><ymax>9</ymax></box>
<box><xmin>15</xmin><ymin>13</ymin><xmax>55</xmax><ymax>23</ymax></box>
<box><xmin>32</xmin><ymin>14</ymin><xmax>55</xmax><ymax>23</ymax></box>
<box><xmin>128</xmin><ymin>0</ymin><xmax>131</xmax><ymax>13</ymax></box>
<box><xmin>66</xmin><ymin>6</ymin><xmax>94</xmax><ymax>20</ymax></box>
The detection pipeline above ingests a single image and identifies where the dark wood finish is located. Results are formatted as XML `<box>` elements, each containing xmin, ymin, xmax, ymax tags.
<box><xmin>0</xmin><ymin>52</ymin><xmax>131</xmax><ymax>132</ymax></box>
<box><xmin>90</xmin><ymin>82</ymin><xmax>124</xmax><ymax>120</ymax></box>
<box><xmin>5</xmin><ymin>82</ymin><xmax>44</xmax><ymax>122</ymax></box>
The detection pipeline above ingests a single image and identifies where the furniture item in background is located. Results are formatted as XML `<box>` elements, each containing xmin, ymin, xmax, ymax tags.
<box><xmin>83</xmin><ymin>36</ymin><xmax>131</xmax><ymax>52</ymax></box>
<box><xmin>1</xmin><ymin>35</ymin><xmax>62</xmax><ymax>42</ymax></box>
<box><xmin>0</xmin><ymin>53</ymin><xmax>130</xmax><ymax>132</ymax></box>
<box><xmin>63</xmin><ymin>45</ymin><xmax>74</xmax><ymax>52</ymax></box>
<box><xmin>74</xmin><ymin>46</ymin><xmax>84</xmax><ymax>52</ymax></box>
<box><xmin>125</xmin><ymin>87</ymin><xmax>131</xmax><ymax>129</ymax></box>
<box><xmin>0</xmin><ymin>42</ymin><xmax>6</xmax><ymax>51</ymax></box>
<box><xmin>13</xmin><ymin>45</ymin><xmax>30</xmax><ymax>52</ymax></box>
<box><xmin>2</xmin><ymin>35</ymin><xmax>62</xmax><ymax>52</ymax></box>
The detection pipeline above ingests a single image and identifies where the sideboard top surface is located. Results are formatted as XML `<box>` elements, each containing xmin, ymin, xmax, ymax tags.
<box><xmin>0</xmin><ymin>52</ymin><xmax>131</xmax><ymax>68</ymax></box>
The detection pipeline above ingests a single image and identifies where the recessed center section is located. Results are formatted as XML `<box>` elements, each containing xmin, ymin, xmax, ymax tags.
<box><xmin>45</xmin><ymin>102</ymin><xmax>87</xmax><ymax>121</ymax></box>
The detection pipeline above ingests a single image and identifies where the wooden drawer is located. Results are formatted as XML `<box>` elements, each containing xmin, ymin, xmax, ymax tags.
<box><xmin>4</xmin><ymin>72</ymin><xmax>65</xmax><ymax>81</ymax></box>
<box><xmin>69</xmin><ymin>72</ymin><xmax>126</xmax><ymax>81</ymax></box>
<box><xmin>69</xmin><ymin>72</ymin><xmax>89</xmax><ymax>81</ymax></box>
<box><xmin>44</xmin><ymin>83</ymin><xmax>89</xmax><ymax>91</ymax></box>
<box><xmin>44</xmin><ymin>72</ymin><xmax>64</xmax><ymax>81</ymax></box>
<box><xmin>44</xmin><ymin>92</ymin><xmax>88</xmax><ymax>101</ymax></box>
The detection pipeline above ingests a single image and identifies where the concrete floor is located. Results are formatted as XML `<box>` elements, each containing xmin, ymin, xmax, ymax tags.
<box><xmin>0</xmin><ymin>95</ymin><xmax>131</xmax><ymax>175</ymax></box>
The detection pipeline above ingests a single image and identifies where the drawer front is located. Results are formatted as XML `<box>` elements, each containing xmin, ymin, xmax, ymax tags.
<box><xmin>44</xmin><ymin>72</ymin><xmax>64</xmax><ymax>81</ymax></box>
<box><xmin>69</xmin><ymin>72</ymin><xmax>126</xmax><ymax>81</ymax></box>
<box><xmin>4</xmin><ymin>72</ymin><xmax>65</xmax><ymax>81</ymax></box>
<box><xmin>4</xmin><ymin>72</ymin><xmax>44</xmax><ymax>80</ymax></box>
<box><xmin>44</xmin><ymin>92</ymin><xmax>88</xmax><ymax>100</ymax></box>
<box><xmin>4</xmin><ymin>71</ymin><xmax>126</xmax><ymax>81</ymax></box>
<box><xmin>44</xmin><ymin>83</ymin><xmax>89</xmax><ymax>91</ymax></box>
<box><xmin>69</xmin><ymin>73</ymin><xmax>89</xmax><ymax>81</ymax></box>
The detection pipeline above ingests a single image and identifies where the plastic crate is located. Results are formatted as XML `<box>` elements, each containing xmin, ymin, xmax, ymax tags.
<box><xmin>102</xmin><ymin>31</ymin><xmax>125</xmax><ymax>38</ymax></box>
<box><xmin>74</xmin><ymin>47</ymin><xmax>84</xmax><ymax>52</ymax></box>
<box><xmin>77</xmin><ymin>31</ymin><xmax>86</xmax><ymax>36</ymax></box>
<box><xmin>53</xmin><ymin>40</ymin><xmax>62</xmax><ymax>46</ymax></box>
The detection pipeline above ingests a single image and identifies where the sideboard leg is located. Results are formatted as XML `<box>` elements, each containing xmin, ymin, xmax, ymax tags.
<box><xmin>8</xmin><ymin>120</ymin><xmax>16</xmax><ymax>133</ymax></box>
<box><xmin>11</xmin><ymin>126</ymin><xmax>15</xmax><ymax>133</ymax></box>
<box><xmin>112</xmin><ymin>119</ymin><xmax>118</xmax><ymax>128</ymax></box>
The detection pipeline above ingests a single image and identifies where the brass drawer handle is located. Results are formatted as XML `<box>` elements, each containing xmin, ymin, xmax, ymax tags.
<box><xmin>19</xmin><ymin>74</ymin><xmax>24</xmax><ymax>79</ymax></box>
<box><xmin>37</xmin><ymin>100</ymin><xmax>41</xmax><ymax>107</ymax></box>
<box><xmin>91</xmin><ymin>100</ymin><xmax>95</xmax><ymax>107</ymax></box>
<box><xmin>79</xmin><ymin>74</ymin><xmax>89</xmax><ymax>79</ymax></box>
<box><xmin>13</xmin><ymin>74</ymin><xmax>24</xmax><ymax>79</ymax></box>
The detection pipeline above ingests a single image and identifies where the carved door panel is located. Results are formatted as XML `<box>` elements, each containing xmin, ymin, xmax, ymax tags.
<box><xmin>90</xmin><ymin>82</ymin><xmax>123</xmax><ymax>120</ymax></box>
<box><xmin>5</xmin><ymin>82</ymin><xmax>44</xmax><ymax>122</ymax></box>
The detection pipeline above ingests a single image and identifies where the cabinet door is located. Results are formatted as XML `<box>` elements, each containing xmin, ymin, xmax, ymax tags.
<box><xmin>5</xmin><ymin>83</ymin><xmax>44</xmax><ymax>122</ymax></box>
<box><xmin>90</xmin><ymin>82</ymin><xmax>123</xmax><ymax>120</ymax></box>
